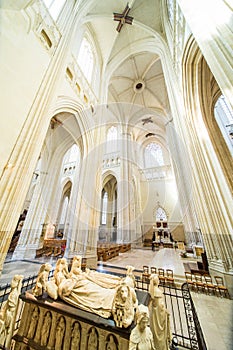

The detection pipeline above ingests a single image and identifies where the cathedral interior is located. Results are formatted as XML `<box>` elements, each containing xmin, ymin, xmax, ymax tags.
<box><xmin>0</xmin><ymin>1</ymin><xmax>232</xmax><ymax>349</ymax></box>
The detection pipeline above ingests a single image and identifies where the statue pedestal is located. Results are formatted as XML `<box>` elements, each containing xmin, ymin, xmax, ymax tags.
<box><xmin>13</xmin><ymin>289</ymin><xmax>149</xmax><ymax>350</ymax></box>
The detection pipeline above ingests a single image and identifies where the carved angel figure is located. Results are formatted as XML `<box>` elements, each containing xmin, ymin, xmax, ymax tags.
<box><xmin>32</xmin><ymin>263</ymin><xmax>52</xmax><ymax>297</ymax></box>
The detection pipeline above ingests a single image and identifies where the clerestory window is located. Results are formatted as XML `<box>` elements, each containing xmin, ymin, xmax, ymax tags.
<box><xmin>101</xmin><ymin>192</ymin><xmax>108</xmax><ymax>225</ymax></box>
<box><xmin>214</xmin><ymin>94</ymin><xmax>233</xmax><ymax>155</ymax></box>
<box><xmin>43</xmin><ymin>0</ymin><xmax>66</xmax><ymax>21</ymax></box>
<box><xmin>144</xmin><ymin>143</ymin><xmax>164</xmax><ymax>168</ymax></box>
<box><xmin>77</xmin><ymin>37</ymin><xmax>94</xmax><ymax>83</ymax></box>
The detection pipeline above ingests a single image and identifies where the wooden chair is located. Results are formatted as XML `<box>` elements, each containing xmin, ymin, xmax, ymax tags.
<box><xmin>142</xmin><ymin>265</ymin><xmax>150</xmax><ymax>283</ymax></box>
<box><xmin>185</xmin><ymin>272</ymin><xmax>196</xmax><ymax>291</ymax></box>
<box><xmin>204</xmin><ymin>275</ymin><xmax>216</xmax><ymax>295</ymax></box>
<box><xmin>158</xmin><ymin>268</ymin><xmax>166</xmax><ymax>285</ymax></box>
<box><xmin>166</xmin><ymin>269</ymin><xmax>175</xmax><ymax>286</ymax></box>
<box><xmin>150</xmin><ymin>267</ymin><xmax>157</xmax><ymax>274</ymax></box>
<box><xmin>194</xmin><ymin>273</ymin><xmax>205</xmax><ymax>293</ymax></box>
<box><xmin>214</xmin><ymin>276</ymin><xmax>230</xmax><ymax>298</ymax></box>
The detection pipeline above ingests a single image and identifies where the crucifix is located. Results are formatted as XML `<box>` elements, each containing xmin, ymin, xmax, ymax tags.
<box><xmin>113</xmin><ymin>3</ymin><xmax>134</xmax><ymax>33</ymax></box>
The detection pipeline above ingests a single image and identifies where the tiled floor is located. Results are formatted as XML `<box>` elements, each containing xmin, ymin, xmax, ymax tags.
<box><xmin>0</xmin><ymin>248</ymin><xmax>232</xmax><ymax>350</ymax></box>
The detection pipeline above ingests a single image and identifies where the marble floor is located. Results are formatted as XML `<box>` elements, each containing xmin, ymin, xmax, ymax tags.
<box><xmin>0</xmin><ymin>248</ymin><xmax>232</xmax><ymax>350</ymax></box>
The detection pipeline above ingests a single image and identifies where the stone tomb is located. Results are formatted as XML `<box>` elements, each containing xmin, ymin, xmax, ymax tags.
<box><xmin>13</xmin><ymin>289</ymin><xmax>149</xmax><ymax>350</ymax></box>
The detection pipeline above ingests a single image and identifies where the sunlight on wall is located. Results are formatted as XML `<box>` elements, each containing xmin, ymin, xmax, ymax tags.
<box><xmin>181</xmin><ymin>0</ymin><xmax>232</xmax><ymax>40</ymax></box>
<box><xmin>43</xmin><ymin>0</ymin><xmax>66</xmax><ymax>20</ymax></box>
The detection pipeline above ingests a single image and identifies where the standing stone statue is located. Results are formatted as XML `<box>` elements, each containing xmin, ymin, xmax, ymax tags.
<box><xmin>106</xmin><ymin>334</ymin><xmax>118</xmax><ymax>350</ymax></box>
<box><xmin>70</xmin><ymin>322</ymin><xmax>81</xmax><ymax>350</ymax></box>
<box><xmin>40</xmin><ymin>311</ymin><xmax>52</xmax><ymax>346</ymax></box>
<box><xmin>0</xmin><ymin>274</ymin><xmax>23</xmax><ymax>348</ymax></box>
<box><xmin>54</xmin><ymin>316</ymin><xmax>66</xmax><ymax>350</ymax></box>
<box><xmin>27</xmin><ymin>306</ymin><xmax>39</xmax><ymax>339</ymax></box>
<box><xmin>149</xmin><ymin>274</ymin><xmax>172</xmax><ymax>350</ymax></box>
<box><xmin>129</xmin><ymin>304</ymin><xmax>155</xmax><ymax>350</ymax></box>
<box><xmin>87</xmin><ymin>327</ymin><xmax>98</xmax><ymax>350</ymax></box>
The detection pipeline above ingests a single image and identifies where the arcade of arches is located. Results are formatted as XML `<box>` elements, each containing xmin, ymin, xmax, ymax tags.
<box><xmin>0</xmin><ymin>0</ymin><xmax>233</xmax><ymax>299</ymax></box>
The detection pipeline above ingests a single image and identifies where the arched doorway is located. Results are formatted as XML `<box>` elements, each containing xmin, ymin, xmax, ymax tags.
<box><xmin>99</xmin><ymin>174</ymin><xmax>117</xmax><ymax>242</ymax></box>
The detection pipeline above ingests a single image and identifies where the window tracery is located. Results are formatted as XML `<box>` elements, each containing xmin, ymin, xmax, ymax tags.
<box><xmin>144</xmin><ymin>143</ymin><xmax>164</xmax><ymax>168</ymax></box>
<box><xmin>43</xmin><ymin>0</ymin><xmax>66</xmax><ymax>20</ymax></box>
<box><xmin>77</xmin><ymin>37</ymin><xmax>94</xmax><ymax>82</ymax></box>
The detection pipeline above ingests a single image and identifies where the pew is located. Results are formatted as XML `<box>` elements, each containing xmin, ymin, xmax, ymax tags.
<box><xmin>36</xmin><ymin>239</ymin><xmax>66</xmax><ymax>258</ymax></box>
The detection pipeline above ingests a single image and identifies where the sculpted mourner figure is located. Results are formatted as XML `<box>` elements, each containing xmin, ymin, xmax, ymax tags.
<box><xmin>149</xmin><ymin>274</ymin><xmax>172</xmax><ymax>350</ymax></box>
<box><xmin>129</xmin><ymin>304</ymin><xmax>155</xmax><ymax>350</ymax></box>
<box><xmin>32</xmin><ymin>256</ymin><xmax>138</xmax><ymax>326</ymax></box>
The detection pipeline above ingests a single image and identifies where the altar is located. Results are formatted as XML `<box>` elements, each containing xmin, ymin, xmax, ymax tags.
<box><xmin>13</xmin><ymin>289</ymin><xmax>149</xmax><ymax>350</ymax></box>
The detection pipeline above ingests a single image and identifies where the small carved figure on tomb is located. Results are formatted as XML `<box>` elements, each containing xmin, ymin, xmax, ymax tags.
<box><xmin>27</xmin><ymin>306</ymin><xmax>39</xmax><ymax>339</ymax></box>
<box><xmin>70</xmin><ymin>322</ymin><xmax>81</xmax><ymax>350</ymax></box>
<box><xmin>0</xmin><ymin>274</ymin><xmax>23</xmax><ymax>347</ymax></box>
<box><xmin>69</xmin><ymin>256</ymin><xmax>82</xmax><ymax>279</ymax></box>
<box><xmin>106</xmin><ymin>334</ymin><xmax>118</xmax><ymax>350</ymax></box>
<box><xmin>112</xmin><ymin>283</ymin><xmax>138</xmax><ymax>328</ymax></box>
<box><xmin>54</xmin><ymin>316</ymin><xmax>66</xmax><ymax>350</ymax></box>
<box><xmin>40</xmin><ymin>311</ymin><xmax>52</xmax><ymax>346</ymax></box>
<box><xmin>32</xmin><ymin>263</ymin><xmax>51</xmax><ymax>297</ymax></box>
<box><xmin>149</xmin><ymin>274</ymin><xmax>171</xmax><ymax>350</ymax></box>
<box><xmin>149</xmin><ymin>274</ymin><xmax>163</xmax><ymax>301</ymax></box>
<box><xmin>123</xmin><ymin>265</ymin><xmax>136</xmax><ymax>288</ymax></box>
<box><xmin>87</xmin><ymin>327</ymin><xmax>98</xmax><ymax>350</ymax></box>
<box><xmin>54</xmin><ymin>258</ymin><xmax>69</xmax><ymax>285</ymax></box>
<box><xmin>129</xmin><ymin>304</ymin><xmax>155</xmax><ymax>350</ymax></box>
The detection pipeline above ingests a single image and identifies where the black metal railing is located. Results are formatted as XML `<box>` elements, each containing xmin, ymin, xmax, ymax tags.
<box><xmin>185</xmin><ymin>284</ymin><xmax>207</xmax><ymax>350</ymax></box>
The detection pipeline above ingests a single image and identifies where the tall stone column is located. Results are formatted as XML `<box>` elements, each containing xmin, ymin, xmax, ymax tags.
<box><xmin>0</xmin><ymin>1</ymin><xmax>80</xmax><ymax>274</ymax></box>
<box><xmin>65</xmin><ymin>125</ymin><xmax>104</xmax><ymax>267</ymax></box>
<box><xmin>13</xmin><ymin>146</ymin><xmax>63</xmax><ymax>259</ymax></box>
<box><xmin>117</xmin><ymin>128</ymin><xmax>135</xmax><ymax>243</ymax></box>
<box><xmin>178</xmin><ymin>0</ymin><xmax>233</xmax><ymax>108</ymax></box>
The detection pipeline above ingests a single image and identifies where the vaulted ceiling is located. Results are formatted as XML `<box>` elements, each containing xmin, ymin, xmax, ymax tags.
<box><xmin>80</xmin><ymin>0</ymin><xmax>170</xmax><ymax>143</ymax></box>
